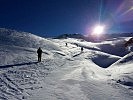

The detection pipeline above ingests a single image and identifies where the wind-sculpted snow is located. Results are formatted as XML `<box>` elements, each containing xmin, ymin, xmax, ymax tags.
<box><xmin>107</xmin><ymin>52</ymin><xmax>133</xmax><ymax>90</ymax></box>
<box><xmin>0</xmin><ymin>28</ymin><xmax>133</xmax><ymax>100</ymax></box>
<box><xmin>95</xmin><ymin>39</ymin><xmax>130</xmax><ymax>57</ymax></box>
<box><xmin>110</xmin><ymin>52</ymin><xmax>133</xmax><ymax>67</ymax></box>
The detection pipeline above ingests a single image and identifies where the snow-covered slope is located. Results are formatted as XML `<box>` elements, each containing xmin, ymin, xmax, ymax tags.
<box><xmin>0</xmin><ymin>28</ymin><xmax>60</xmax><ymax>51</ymax></box>
<box><xmin>107</xmin><ymin>52</ymin><xmax>133</xmax><ymax>89</ymax></box>
<box><xmin>0</xmin><ymin>28</ymin><xmax>133</xmax><ymax>100</ymax></box>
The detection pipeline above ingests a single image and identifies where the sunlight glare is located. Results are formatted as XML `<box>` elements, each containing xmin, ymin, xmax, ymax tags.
<box><xmin>93</xmin><ymin>25</ymin><xmax>104</xmax><ymax>35</ymax></box>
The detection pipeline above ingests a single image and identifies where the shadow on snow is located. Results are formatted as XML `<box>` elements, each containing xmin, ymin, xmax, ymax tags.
<box><xmin>72</xmin><ymin>52</ymin><xmax>83</xmax><ymax>57</ymax></box>
<box><xmin>0</xmin><ymin>61</ymin><xmax>38</xmax><ymax>68</ymax></box>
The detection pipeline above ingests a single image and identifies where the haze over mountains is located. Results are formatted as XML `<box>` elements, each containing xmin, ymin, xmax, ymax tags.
<box><xmin>0</xmin><ymin>28</ymin><xmax>133</xmax><ymax>100</ymax></box>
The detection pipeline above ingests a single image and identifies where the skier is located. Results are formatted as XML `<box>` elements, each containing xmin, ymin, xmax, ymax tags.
<box><xmin>37</xmin><ymin>47</ymin><xmax>42</xmax><ymax>62</ymax></box>
<box><xmin>81</xmin><ymin>47</ymin><xmax>83</xmax><ymax>52</ymax></box>
<box><xmin>66</xmin><ymin>43</ymin><xmax>68</xmax><ymax>47</ymax></box>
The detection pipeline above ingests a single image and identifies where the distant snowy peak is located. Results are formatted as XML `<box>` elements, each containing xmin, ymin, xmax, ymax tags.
<box><xmin>56</xmin><ymin>33</ymin><xmax>85</xmax><ymax>39</ymax></box>
<box><xmin>0</xmin><ymin>28</ymin><xmax>60</xmax><ymax>51</ymax></box>
<box><xmin>56</xmin><ymin>33</ymin><xmax>133</xmax><ymax>42</ymax></box>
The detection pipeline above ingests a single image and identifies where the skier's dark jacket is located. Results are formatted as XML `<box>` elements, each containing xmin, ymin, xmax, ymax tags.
<box><xmin>37</xmin><ymin>48</ymin><xmax>42</xmax><ymax>55</ymax></box>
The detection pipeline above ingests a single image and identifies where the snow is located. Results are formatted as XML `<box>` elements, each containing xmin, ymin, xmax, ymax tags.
<box><xmin>0</xmin><ymin>28</ymin><xmax>133</xmax><ymax>100</ymax></box>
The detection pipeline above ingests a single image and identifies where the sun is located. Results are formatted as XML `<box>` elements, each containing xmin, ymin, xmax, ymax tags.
<box><xmin>93</xmin><ymin>25</ymin><xmax>104</xmax><ymax>35</ymax></box>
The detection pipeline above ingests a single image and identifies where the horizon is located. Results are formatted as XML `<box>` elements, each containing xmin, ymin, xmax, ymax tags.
<box><xmin>0</xmin><ymin>0</ymin><xmax>133</xmax><ymax>37</ymax></box>
<box><xmin>0</xmin><ymin>27</ymin><xmax>133</xmax><ymax>39</ymax></box>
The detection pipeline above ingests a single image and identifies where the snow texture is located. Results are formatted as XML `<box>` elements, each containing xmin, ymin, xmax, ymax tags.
<box><xmin>0</xmin><ymin>28</ymin><xmax>133</xmax><ymax>100</ymax></box>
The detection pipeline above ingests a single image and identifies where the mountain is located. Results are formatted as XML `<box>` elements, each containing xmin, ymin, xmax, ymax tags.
<box><xmin>55</xmin><ymin>33</ymin><xmax>85</xmax><ymax>39</ymax></box>
<box><xmin>0</xmin><ymin>28</ymin><xmax>133</xmax><ymax>100</ymax></box>
<box><xmin>106</xmin><ymin>33</ymin><xmax>133</xmax><ymax>38</ymax></box>
<box><xmin>55</xmin><ymin>33</ymin><xmax>133</xmax><ymax>42</ymax></box>
<box><xmin>0</xmin><ymin>28</ymin><xmax>60</xmax><ymax>51</ymax></box>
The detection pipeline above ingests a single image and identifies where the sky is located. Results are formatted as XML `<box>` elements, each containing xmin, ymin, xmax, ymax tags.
<box><xmin>0</xmin><ymin>0</ymin><xmax>133</xmax><ymax>37</ymax></box>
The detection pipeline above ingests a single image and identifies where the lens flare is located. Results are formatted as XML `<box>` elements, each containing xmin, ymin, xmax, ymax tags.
<box><xmin>93</xmin><ymin>25</ymin><xmax>104</xmax><ymax>35</ymax></box>
<box><xmin>122</xmin><ymin>6</ymin><xmax>133</xmax><ymax>15</ymax></box>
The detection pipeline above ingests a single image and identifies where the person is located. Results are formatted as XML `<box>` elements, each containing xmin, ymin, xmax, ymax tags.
<box><xmin>37</xmin><ymin>47</ymin><xmax>42</xmax><ymax>62</ymax></box>
<box><xmin>66</xmin><ymin>43</ymin><xmax>68</xmax><ymax>47</ymax></box>
<box><xmin>81</xmin><ymin>47</ymin><xmax>83</xmax><ymax>52</ymax></box>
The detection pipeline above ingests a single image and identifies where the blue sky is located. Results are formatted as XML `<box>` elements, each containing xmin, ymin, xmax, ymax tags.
<box><xmin>0</xmin><ymin>0</ymin><xmax>133</xmax><ymax>37</ymax></box>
